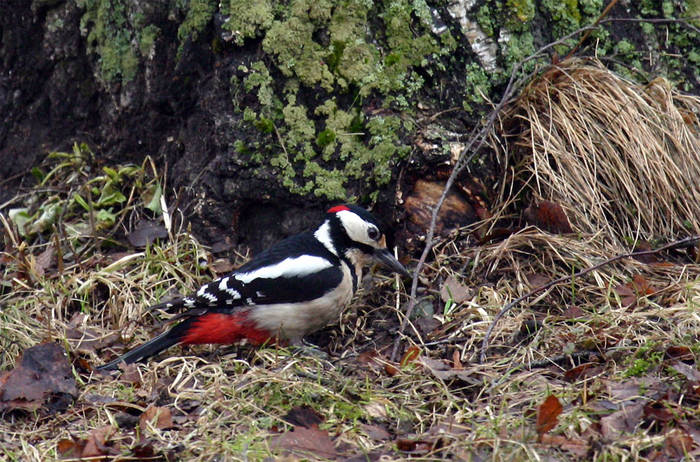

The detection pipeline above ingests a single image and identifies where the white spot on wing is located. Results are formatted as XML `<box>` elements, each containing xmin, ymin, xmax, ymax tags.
<box><xmin>201</xmin><ymin>292</ymin><xmax>218</xmax><ymax>304</ymax></box>
<box><xmin>219</xmin><ymin>276</ymin><xmax>241</xmax><ymax>299</ymax></box>
<box><xmin>234</xmin><ymin>255</ymin><xmax>333</xmax><ymax>283</ymax></box>
<box><xmin>313</xmin><ymin>220</ymin><xmax>337</xmax><ymax>255</ymax></box>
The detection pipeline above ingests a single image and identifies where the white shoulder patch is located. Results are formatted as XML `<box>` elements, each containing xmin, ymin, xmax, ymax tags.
<box><xmin>313</xmin><ymin>220</ymin><xmax>337</xmax><ymax>255</ymax></box>
<box><xmin>235</xmin><ymin>255</ymin><xmax>333</xmax><ymax>283</ymax></box>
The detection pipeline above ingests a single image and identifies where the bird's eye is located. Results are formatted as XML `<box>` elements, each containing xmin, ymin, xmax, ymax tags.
<box><xmin>368</xmin><ymin>226</ymin><xmax>380</xmax><ymax>241</ymax></box>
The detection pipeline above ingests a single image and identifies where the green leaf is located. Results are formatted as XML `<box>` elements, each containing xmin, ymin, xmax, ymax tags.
<box><xmin>31</xmin><ymin>167</ymin><xmax>46</xmax><ymax>182</ymax></box>
<box><xmin>144</xmin><ymin>183</ymin><xmax>163</xmax><ymax>215</ymax></box>
<box><xmin>96</xmin><ymin>184</ymin><xmax>127</xmax><ymax>206</ymax></box>
<box><xmin>103</xmin><ymin>166</ymin><xmax>119</xmax><ymax>181</ymax></box>
<box><xmin>73</xmin><ymin>193</ymin><xmax>90</xmax><ymax>212</ymax></box>
<box><xmin>8</xmin><ymin>208</ymin><xmax>32</xmax><ymax>237</ymax></box>
<box><xmin>28</xmin><ymin>202</ymin><xmax>62</xmax><ymax>234</ymax></box>
<box><xmin>95</xmin><ymin>208</ymin><xmax>117</xmax><ymax>227</ymax></box>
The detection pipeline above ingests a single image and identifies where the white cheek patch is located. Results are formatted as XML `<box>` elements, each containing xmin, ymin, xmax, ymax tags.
<box><xmin>336</xmin><ymin>210</ymin><xmax>377</xmax><ymax>247</ymax></box>
<box><xmin>234</xmin><ymin>255</ymin><xmax>333</xmax><ymax>283</ymax></box>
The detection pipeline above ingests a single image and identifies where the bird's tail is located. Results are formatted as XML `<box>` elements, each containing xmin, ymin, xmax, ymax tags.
<box><xmin>96</xmin><ymin>318</ymin><xmax>196</xmax><ymax>371</ymax></box>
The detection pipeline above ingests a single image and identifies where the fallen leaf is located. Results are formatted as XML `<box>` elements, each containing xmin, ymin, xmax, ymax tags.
<box><xmin>564</xmin><ymin>363</ymin><xmax>602</xmax><ymax>382</ymax></box>
<box><xmin>561</xmin><ymin>305</ymin><xmax>586</xmax><ymax>319</ymax></box>
<box><xmin>666</xmin><ymin>346</ymin><xmax>694</xmax><ymax>362</ymax></box>
<box><xmin>523</xmin><ymin>200</ymin><xmax>573</xmax><ymax>234</ymax></box>
<box><xmin>0</xmin><ymin>342</ymin><xmax>77</xmax><ymax>411</ymax></box>
<box><xmin>540</xmin><ymin>433</ymin><xmax>590</xmax><ymax>457</ymax></box>
<box><xmin>536</xmin><ymin>395</ymin><xmax>563</xmax><ymax>437</ymax></box>
<box><xmin>361</xmin><ymin>423</ymin><xmax>391</xmax><ymax>441</ymax></box>
<box><xmin>664</xmin><ymin>429</ymin><xmax>695</xmax><ymax>459</ymax></box>
<box><xmin>671</xmin><ymin>361</ymin><xmax>700</xmax><ymax>382</ymax></box>
<box><xmin>400</xmin><ymin>346</ymin><xmax>421</xmax><ymax>367</ymax></box>
<box><xmin>271</xmin><ymin>426</ymin><xmax>337</xmax><ymax>459</ymax></box>
<box><xmin>35</xmin><ymin>244</ymin><xmax>56</xmax><ymax>277</ymax></box>
<box><xmin>140</xmin><ymin>405</ymin><xmax>174</xmax><ymax>430</ymax></box>
<box><xmin>81</xmin><ymin>425</ymin><xmax>115</xmax><ymax>458</ymax></box>
<box><xmin>282</xmin><ymin>406</ymin><xmax>324</xmax><ymax>429</ymax></box>
<box><xmin>57</xmin><ymin>438</ymin><xmax>84</xmax><ymax>459</ymax></box>
<box><xmin>525</xmin><ymin>272</ymin><xmax>550</xmax><ymax>289</ymax></box>
<box><xmin>210</xmin><ymin>258</ymin><xmax>234</xmax><ymax>274</ymax></box>
<box><xmin>395</xmin><ymin>437</ymin><xmax>434</xmax><ymax>454</ymax></box>
<box><xmin>643</xmin><ymin>400</ymin><xmax>675</xmax><ymax>424</ymax></box>
<box><xmin>452</xmin><ymin>350</ymin><xmax>463</xmax><ymax>370</ymax></box>
<box><xmin>440</xmin><ymin>276</ymin><xmax>472</xmax><ymax>304</ymax></box>
<box><xmin>614</xmin><ymin>274</ymin><xmax>655</xmax><ymax>308</ymax></box>
<box><xmin>419</xmin><ymin>357</ymin><xmax>479</xmax><ymax>384</ymax></box>
<box><xmin>127</xmin><ymin>221</ymin><xmax>168</xmax><ymax>248</ymax></box>
<box><xmin>600</xmin><ymin>404</ymin><xmax>644</xmax><ymax>440</ymax></box>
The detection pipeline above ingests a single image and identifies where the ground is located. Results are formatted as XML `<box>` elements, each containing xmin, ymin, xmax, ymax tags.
<box><xmin>2</xmin><ymin>1</ymin><xmax>700</xmax><ymax>461</ymax></box>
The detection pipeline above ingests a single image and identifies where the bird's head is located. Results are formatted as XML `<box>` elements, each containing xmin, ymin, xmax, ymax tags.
<box><xmin>315</xmin><ymin>204</ymin><xmax>410</xmax><ymax>277</ymax></box>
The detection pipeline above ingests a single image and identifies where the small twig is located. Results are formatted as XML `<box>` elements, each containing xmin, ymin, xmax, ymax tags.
<box><xmin>479</xmin><ymin>235</ymin><xmax>700</xmax><ymax>363</ymax></box>
<box><xmin>389</xmin><ymin>23</ymin><xmax>607</xmax><ymax>362</ymax></box>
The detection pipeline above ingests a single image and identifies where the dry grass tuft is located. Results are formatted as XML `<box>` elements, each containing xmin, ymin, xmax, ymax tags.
<box><xmin>502</xmin><ymin>58</ymin><xmax>700</xmax><ymax>246</ymax></box>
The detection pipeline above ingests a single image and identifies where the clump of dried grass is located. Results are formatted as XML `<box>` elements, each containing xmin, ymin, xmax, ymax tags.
<box><xmin>503</xmin><ymin>58</ymin><xmax>700</xmax><ymax>246</ymax></box>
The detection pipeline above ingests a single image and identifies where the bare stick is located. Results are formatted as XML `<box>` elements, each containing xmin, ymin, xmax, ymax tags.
<box><xmin>389</xmin><ymin>25</ymin><xmax>604</xmax><ymax>362</ymax></box>
<box><xmin>479</xmin><ymin>235</ymin><xmax>700</xmax><ymax>363</ymax></box>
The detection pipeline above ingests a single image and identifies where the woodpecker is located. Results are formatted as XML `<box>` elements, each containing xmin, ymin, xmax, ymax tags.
<box><xmin>97</xmin><ymin>204</ymin><xmax>409</xmax><ymax>371</ymax></box>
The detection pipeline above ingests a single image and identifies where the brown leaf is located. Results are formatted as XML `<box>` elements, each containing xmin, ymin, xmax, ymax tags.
<box><xmin>632</xmin><ymin>241</ymin><xmax>659</xmax><ymax>263</ymax></box>
<box><xmin>643</xmin><ymin>400</ymin><xmax>675</xmax><ymax>424</ymax></box>
<box><xmin>536</xmin><ymin>395</ymin><xmax>563</xmax><ymax>437</ymax></box>
<box><xmin>666</xmin><ymin>346</ymin><xmax>694</xmax><ymax>362</ymax></box>
<box><xmin>282</xmin><ymin>406</ymin><xmax>324</xmax><ymax>429</ymax></box>
<box><xmin>671</xmin><ymin>361</ymin><xmax>700</xmax><ymax>382</ymax></box>
<box><xmin>523</xmin><ymin>200</ymin><xmax>573</xmax><ymax>234</ymax></box>
<box><xmin>400</xmin><ymin>346</ymin><xmax>421</xmax><ymax>367</ymax></box>
<box><xmin>440</xmin><ymin>276</ymin><xmax>472</xmax><ymax>304</ymax></box>
<box><xmin>127</xmin><ymin>221</ymin><xmax>168</xmax><ymax>248</ymax></box>
<box><xmin>0</xmin><ymin>342</ymin><xmax>77</xmax><ymax>411</ymax></box>
<box><xmin>452</xmin><ymin>350</ymin><xmax>463</xmax><ymax>370</ymax></box>
<box><xmin>525</xmin><ymin>273</ymin><xmax>550</xmax><ymax>289</ymax></box>
<box><xmin>35</xmin><ymin>244</ymin><xmax>56</xmax><ymax>277</ymax></box>
<box><xmin>140</xmin><ymin>405</ymin><xmax>174</xmax><ymax>430</ymax></box>
<box><xmin>57</xmin><ymin>438</ymin><xmax>85</xmax><ymax>459</ymax></box>
<box><xmin>419</xmin><ymin>357</ymin><xmax>479</xmax><ymax>384</ymax></box>
<box><xmin>360</xmin><ymin>423</ymin><xmax>391</xmax><ymax>441</ymax></box>
<box><xmin>271</xmin><ymin>425</ymin><xmax>337</xmax><ymax>459</ymax></box>
<box><xmin>614</xmin><ymin>274</ymin><xmax>655</xmax><ymax>308</ymax></box>
<box><xmin>210</xmin><ymin>258</ymin><xmax>234</xmax><ymax>274</ymax></box>
<box><xmin>81</xmin><ymin>425</ymin><xmax>115</xmax><ymax>458</ymax></box>
<box><xmin>564</xmin><ymin>363</ymin><xmax>602</xmax><ymax>382</ymax></box>
<box><xmin>540</xmin><ymin>434</ymin><xmax>590</xmax><ymax>457</ymax></box>
<box><xmin>600</xmin><ymin>404</ymin><xmax>644</xmax><ymax>440</ymax></box>
<box><xmin>664</xmin><ymin>429</ymin><xmax>695</xmax><ymax>459</ymax></box>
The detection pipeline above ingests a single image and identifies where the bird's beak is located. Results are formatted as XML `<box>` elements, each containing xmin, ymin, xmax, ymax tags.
<box><xmin>373</xmin><ymin>248</ymin><xmax>410</xmax><ymax>278</ymax></box>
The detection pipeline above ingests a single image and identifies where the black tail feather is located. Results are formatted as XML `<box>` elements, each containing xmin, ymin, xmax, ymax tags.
<box><xmin>96</xmin><ymin>318</ymin><xmax>194</xmax><ymax>371</ymax></box>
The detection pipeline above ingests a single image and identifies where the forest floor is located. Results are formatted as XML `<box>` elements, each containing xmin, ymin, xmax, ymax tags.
<box><xmin>1</xmin><ymin>144</ymin><xmax>699</xmax><ymax>462</ymax></box>
<box><xmin>2</xmin><ymin>61</ymin><xmax>700</xmax><ymax>461</ymax></box>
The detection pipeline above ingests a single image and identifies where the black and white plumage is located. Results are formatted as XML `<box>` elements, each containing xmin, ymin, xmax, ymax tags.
<box><xmin>97</xmin><ymin>204</ymin><xmax>409</xmax><ymax>371</ymax></box>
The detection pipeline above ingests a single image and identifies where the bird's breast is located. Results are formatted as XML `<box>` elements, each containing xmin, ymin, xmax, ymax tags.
<box><xmin>246</xmin><ymin>262</ymin><xmax>355</xmax><ymax>343</ymax></box>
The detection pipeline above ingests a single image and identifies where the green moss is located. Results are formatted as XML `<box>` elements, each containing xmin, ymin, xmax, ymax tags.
<box><xmin>77</xmin><ymin>0</ymin><xmax>142</xmax><ymax>83</ymax></box>
<box><xmin>221</xmin><ymin>0</ymin><xmax>273</xmax><ymax>45</ymax></box>
<box><xmin>177</xmin><ymin>0</ymin><xmax>216</xmax><ymax>55</ymax></box>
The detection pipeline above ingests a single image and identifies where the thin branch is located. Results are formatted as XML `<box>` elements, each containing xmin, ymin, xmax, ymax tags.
<box><xmin>390</xmin><ymin>12</ymin><xmax>700</xmax><ymax>362</ymax></box>
<box><xmin>389</xmin><ymin>24</ymin><xmax>603</xmax><ymax>362</ymax></box>
<box><xmin>479</xmin><ymin>235</ymin><xmax>700</xmax><ymax>363</ymax></box>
